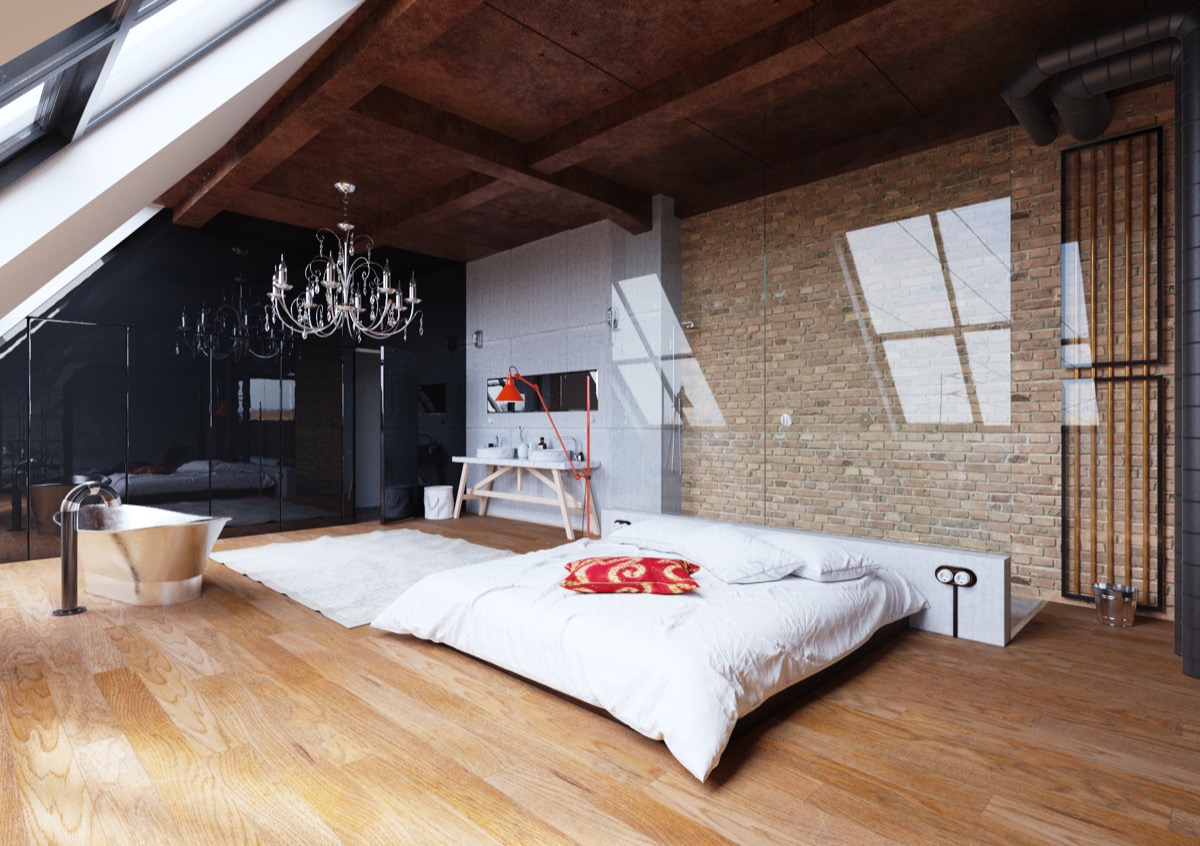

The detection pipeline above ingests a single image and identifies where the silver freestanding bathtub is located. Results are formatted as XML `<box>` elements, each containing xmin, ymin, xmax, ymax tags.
<box><xmin>67</xmin><ymin>503</ymin><xmax>229</xmax><ymax>606</ymax></box>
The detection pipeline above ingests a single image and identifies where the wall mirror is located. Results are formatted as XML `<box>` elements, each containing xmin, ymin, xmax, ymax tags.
<box><xmin>487</xmin><ymin>370</ymin><xmax>598</xmax><ymax>413</ymax></box>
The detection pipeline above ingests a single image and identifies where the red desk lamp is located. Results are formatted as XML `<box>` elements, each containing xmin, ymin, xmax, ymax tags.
<box><xmin>495</xmin><ymin>367</ymin><xmax>596</xmax><ymax>537</ymax></box>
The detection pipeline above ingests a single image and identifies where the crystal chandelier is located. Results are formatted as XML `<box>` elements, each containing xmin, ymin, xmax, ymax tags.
<box><xmin>177</xmin><ymin>273</ymin><xmax>290</xmax><ymax>361</ymax></box>
<box><xmin>269</xmin><ymin>181</ymin><xmax>423</xmax><ymax>340</ymax></box>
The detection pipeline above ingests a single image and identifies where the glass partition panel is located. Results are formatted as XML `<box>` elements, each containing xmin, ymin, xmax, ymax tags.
<box><xmin>6</xmin><ymin>317</ymin><xmax>355</xmax><ymax>557</ymax></box>
<box><xmin>127</xmin><ymin>324</ymin><xmax>212</xmax><ymax>510</ymax></box>
<box><xmin>211</xmin><ymin>352</ymin><xmax>280</xmax><ymax>513</ymax></box>
<box><xmin>381</xmin><ymin>347</ymin><xmax>417</xmax><ymax>523</ymax></box>
<box><xmin>0</xmin><ymin>329</ymin><xmax>30</xmax><ymax>562</ymax></box>
<box><xmin>288</xmin><ymin>341</ymin><xmax>344</xmax><ymax>527</ymax></box>
<box><xmin>763</xmin><ymin>137</ymin><xmax>1015</xmax><ymax>560</ymax></box>
<box><xmin>27</xmin><ymin>319</ymin><xmax>128</xmax><ymax>556</ymax></box>
<box><xmin>247</xmin><ymin>367</ymin><xmax>293</xmax><ymax>525</ymax></box>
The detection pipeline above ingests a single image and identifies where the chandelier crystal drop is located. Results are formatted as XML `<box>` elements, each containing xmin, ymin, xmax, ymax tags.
<box><xmin>269</xmin><ymin>181</ymin><xmax>423</xmax><ymax>341</ymax></box>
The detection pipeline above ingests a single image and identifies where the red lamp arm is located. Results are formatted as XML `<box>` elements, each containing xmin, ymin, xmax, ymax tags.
<box><xmin>506</xmin><ymin>368</ymin><xmax>596</xmax><ymax>537</ymax></box>
<box><xmin>512</xmin><ymin>373</ymin><xmax>579</xmax><ymax>474</ymax></box>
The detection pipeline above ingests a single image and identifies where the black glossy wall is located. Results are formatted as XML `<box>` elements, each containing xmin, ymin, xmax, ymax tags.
<box><xmin>0</xmin><ymin>210</ymin><xmax>466</xmax><ymax>562</ymax></box>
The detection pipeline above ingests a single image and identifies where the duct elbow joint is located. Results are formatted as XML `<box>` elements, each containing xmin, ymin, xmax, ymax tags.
<box><xmin>1050</xmin><ymin>87</ymin><xmax>1113</xmax><ymax>142</ymax></box>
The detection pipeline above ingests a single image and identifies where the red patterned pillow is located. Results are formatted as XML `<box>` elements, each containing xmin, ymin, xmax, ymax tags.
<box><xmin>561</xmin><ymin>556</ymin><xmax>700</xmax><ymax>595</ymax></box>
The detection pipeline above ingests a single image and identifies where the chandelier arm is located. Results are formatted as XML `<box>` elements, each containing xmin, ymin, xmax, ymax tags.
<box><xmin>273</xmin><ymin>296</ymin><xmax>339</xmax><ymax>338</ymax></box>
<box><xmin>354</xmin><ymin>296</ymin><xmax>415</xmax><ymax>336</ymax></box>
<box><xmin>180</xmin><ymin>299</ymin><xmax>287</xmax><ymax>361</ymax></box>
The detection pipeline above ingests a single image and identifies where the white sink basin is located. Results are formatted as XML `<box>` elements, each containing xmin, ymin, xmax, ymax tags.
<box><xmin>475</xmin><ymin>446</ymin><xmax>516</xmax><ymax>459</ymax></box>
<box><xmin>526</xmin><ymin>450</ymin><xmax>567</xmax><ymax>463</ymax></box>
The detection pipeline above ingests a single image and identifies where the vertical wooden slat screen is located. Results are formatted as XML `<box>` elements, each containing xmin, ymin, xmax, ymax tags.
<box><xmin>1060</xmin><ymin>128</ymin><xmax>1165</xmax><ymax>610</ymax></box>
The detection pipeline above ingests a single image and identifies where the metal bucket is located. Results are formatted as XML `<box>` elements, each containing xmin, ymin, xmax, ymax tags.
<box><xmin>1093</xmin><ymin>582</ymin><xmax>1138</xmax><ymax>627</ymax></box>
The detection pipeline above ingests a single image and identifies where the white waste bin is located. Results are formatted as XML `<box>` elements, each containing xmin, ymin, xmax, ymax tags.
<box><xmin>423</xmin><ymin>485</ymin><xmax>454</xmax><ymax>520</ymax></box>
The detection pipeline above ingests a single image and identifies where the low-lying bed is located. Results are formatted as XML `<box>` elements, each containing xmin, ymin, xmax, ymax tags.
<box><xmin>372</xmin><ymin>510</ymin><xmax>1010</xmax><ymax>781</ymax></box>
<box><xmin>109</xmin><ymin>459</ymin><xmax>278</xmax><ymax>502</ymax></box>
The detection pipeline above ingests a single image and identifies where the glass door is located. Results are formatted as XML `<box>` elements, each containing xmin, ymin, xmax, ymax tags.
<box><xmin>380</xmin><ymin>346</ymin><xmax>417</xmax><ymax>523</ymax></box>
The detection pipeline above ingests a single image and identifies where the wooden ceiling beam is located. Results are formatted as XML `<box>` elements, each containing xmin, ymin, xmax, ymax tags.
<box><xmin>353</xmin><ymin>87</ymin><xmax>653</xmax><ymax>234</ymax></box>
<box><xmin>525</xmin><ymin>0</ymin><xmax>906</xmax><ymax>174</ymax></box>
<box><xmin>170</xmin><ymin>0</ymin><xmax>483</xmax><ymax>228</ymax></box>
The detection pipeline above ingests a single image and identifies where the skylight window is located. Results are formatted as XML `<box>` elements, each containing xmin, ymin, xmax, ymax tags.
<box><xmin>0</xmin><ymin>0</ymin><xmax>279</xmax><ymax>181</ymax></box>
<box><xmin>0</xmin><ymin>84</ymin><xmax>45</xmax><ymax>155</ymax></box>
<box><xmin>85</xmin><ymin>0</ymin><xmax>272</xmax><ymax>125</ymax></box>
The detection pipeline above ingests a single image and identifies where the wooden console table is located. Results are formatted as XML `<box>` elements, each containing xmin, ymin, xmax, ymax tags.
<box><xmin>452</xmin><ymin>455</ymin><xmax>600</xmax><ymax>540</ymax></box>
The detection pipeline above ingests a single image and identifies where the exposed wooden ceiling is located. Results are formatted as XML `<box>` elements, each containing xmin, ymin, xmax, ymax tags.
<box><xmin>159</xmin><ymin>0</ymin><xmax>1172</xmax><ymax>263</ymax></box>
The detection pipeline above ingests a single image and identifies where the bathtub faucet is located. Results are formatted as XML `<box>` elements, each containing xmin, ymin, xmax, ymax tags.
<box><xmin>54</xmin><ymin>480</ymin><xmax>121</xmax><ymax>617</ymax></box>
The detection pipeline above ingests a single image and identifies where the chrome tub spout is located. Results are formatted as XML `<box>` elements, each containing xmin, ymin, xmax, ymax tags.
<box><xmin>54</xmin><ymin>480</ymin><xmax>120</xmax><ymax>616</ymax></box>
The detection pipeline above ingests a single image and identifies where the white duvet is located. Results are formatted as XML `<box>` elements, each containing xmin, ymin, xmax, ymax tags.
<box><xmin>371</xmin><ymin>538</ymin><xmax>926</xmax><ymax>781</ymax></box>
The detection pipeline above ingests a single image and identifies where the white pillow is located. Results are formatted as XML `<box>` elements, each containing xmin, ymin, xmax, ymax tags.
<box><xmin>176</xmin><ymin>459</ymin><xmax>216</xmax><ymax>473</ymax></box>
<box><xmin>608</xmin><ymin>518</ymin><xmax>801</xmax><ymax>584</ymax></box>
<box><xmin>754</xmin><ymin>532</ymin><xmax>878</xmax><ymax>581</ymax></box>
<box><xmin>606</xmin><ymin>517</ymin><xmax>695</xmax><ymax>554</ymax></box>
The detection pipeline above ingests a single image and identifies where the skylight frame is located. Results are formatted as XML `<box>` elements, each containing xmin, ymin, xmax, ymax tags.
<box><xmin>0</xmin><ymin>0</ymin><xmax>282</xmax><ymax>181</ymax></box>
<box><xmin>80</xmin><ymin>0</ymin><xmax>283</xmax><ymax>134</ymax></box>
<box><xmin>0</xmin><ymin>83</ymin><xmax>49</xmax><ymax>158</ymax></box>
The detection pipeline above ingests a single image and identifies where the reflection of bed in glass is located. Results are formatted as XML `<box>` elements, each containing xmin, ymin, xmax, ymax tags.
<box><xmin>110</xmin><ymin>459</ymin><xmax>278</xmax><ymax>502</ymax></box>
<box><xmin>110</xmin><ymin>459</ymin><xmax>337</xmax><ymax>528</ymax></box>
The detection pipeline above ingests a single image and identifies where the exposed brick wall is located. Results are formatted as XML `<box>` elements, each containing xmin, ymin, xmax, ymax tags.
<box><xmin>680</xmin><ymin>83</ymin><xmax>1176</xmax><ymax>617</ymax></box>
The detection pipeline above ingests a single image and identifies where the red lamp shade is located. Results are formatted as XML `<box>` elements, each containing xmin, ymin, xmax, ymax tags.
<box><xmin>495</xmin><ymin>373</ymin><xmax>524</xmax><ymax>403</ymax></box>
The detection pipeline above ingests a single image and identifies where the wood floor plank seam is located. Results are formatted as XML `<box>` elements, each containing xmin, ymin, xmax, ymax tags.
<box><xmin>1</xmin><ymin>516</ymin><xmax>1197</xmax><ymax>844</ymax></box>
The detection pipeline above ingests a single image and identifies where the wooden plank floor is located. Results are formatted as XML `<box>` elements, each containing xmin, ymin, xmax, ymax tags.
<box><xmin>2</xmin><ymin>514</ymin><xmax>1199</xmax><ymax>844</ymax></box>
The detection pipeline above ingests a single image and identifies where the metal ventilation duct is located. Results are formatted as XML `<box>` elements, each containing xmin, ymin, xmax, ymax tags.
<box><xmin>1001</xmin><ymin>7</ymin><xmax>1200</xmax><ymax>146</ymax></box>
<box><xmin>1002</xmin><ymin>4</ymin><xmax>1200</xmax><ymax>677</ymax></box>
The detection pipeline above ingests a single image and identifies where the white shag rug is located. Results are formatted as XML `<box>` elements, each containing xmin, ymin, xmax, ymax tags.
<box><xmin>210</xmin><ymin>529</ymin><xmax>508</xmax><ymax>627</ymax></box>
